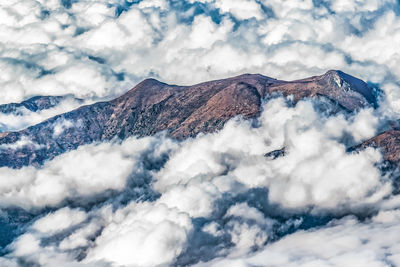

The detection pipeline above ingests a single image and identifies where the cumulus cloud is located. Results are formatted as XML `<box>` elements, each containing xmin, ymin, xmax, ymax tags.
<box><xmin>214</xmin><ymin>0</ymin><xmax>265</xmax><ymax>20</ymax></box>
<box><xmin>32</xmin><ymin>207</ymin><xmax>87</xmax><ymax>235</ymax></box>
<box><xmin>0</xmin><ymin>135</ymin><xmax>175</xmax><ymax>209</ymax></box>
<box><xmin>196</xmin><ymin>212</ymin><xmax>400</xmax><ymax>267</ymax></box>
<box><xmin>0</xmin><ymin>0</ymin><xmax>399</xmax><ymax>110</ymax></box>
<box><xmin>85</xmin><ymin>202</ymin><xmax>192</xmax><ymax>267</ymax></box>
<box><xmin>155</xmin><ymin>98</ymin><xmax>388</xmax><ymax>213</ymax></box>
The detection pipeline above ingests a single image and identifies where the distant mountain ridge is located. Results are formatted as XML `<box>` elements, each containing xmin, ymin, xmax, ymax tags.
<box><xmin>353</xmin><ymin>129</ymin><xmax>400</xmax><ymax>164</ymax></box>
<box><xmin>0</xmin><ymin>70</ymin><xmax>389</xmax><ymax>169</ymax></box>
<box><xmin>0</xmin><ymin>95</ymin><xmax>82</xmax><ymax>115</ymax></box>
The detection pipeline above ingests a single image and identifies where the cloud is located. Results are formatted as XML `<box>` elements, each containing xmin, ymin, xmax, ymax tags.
<box><xmin>0</xmin><ymin>136</ymin><xmax>43</xmax><ymax>150</ymax></box>
<box><xmin>85</xmin><ymin>202</ymin><xmax>192</xmax><ymax>267</ymax></box>
<box><xmin>0</xmin><ymin>0</ymin><xmax>399</xmax><ymax>110</ymax></box>
<box><xmin>379</xmin><ymin>82</ymin><xmax>400</xmax><ymax>117</ymax></box>
<box><xmin>221</xmin><ymin>203</ymin><xmax>275</xmax><ymax>256</ymax></box>
<box><xmin>155</xmin><ymin>98</ymin><xmax>389</xmax><ymax>213</ymax></box>
<box><xmin>0</xmin><ymin>96</ymin><xmax>399</xmax><ymax>266</ymax></box>
<box><xmin>214</xmin><ymin>0</ymin><xmax>265</xmax><ymax>20</ymax></box>
<box><xmin>32</xmin><ymin>207</ymin><xmax>87</xmax><ymax>235</ymax></box>
<box><xmin>0</xmin><ymin>134</ymin><xmax>175</xmax><ymax>209</ymax></box>
<box><xmin>196</xmin><ymin>212</ymin><xmax>400</xmax><ymax>267</ymax></box>
<box><xmin>52</xmin><ymin>118</ymin><xmax>76</xmax><ymax>138</ymax></box>
<box><xmin>0</xmin><ymin>95</ymin><xmax>85</xmax><ymax>132</ymax></box>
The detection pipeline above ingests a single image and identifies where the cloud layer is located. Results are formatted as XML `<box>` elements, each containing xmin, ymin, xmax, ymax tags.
<box><xmin>0</xmin><ymin>0</ymin><xmax>399</xmax><ymax>110</ymax></box>
<box><xmin>1</xmin><ymin>0</ymin><xmax>400</xmax><ymax>266</ymax></box>
<box><xmin>0</xmin><ymin>97</ymin><xmax>398</xmax><ymax>266</ymax></box>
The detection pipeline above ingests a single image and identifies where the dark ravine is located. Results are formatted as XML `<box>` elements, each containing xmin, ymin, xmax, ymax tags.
<box><xmin>0</xmin><ymin>70</ymin><xmax>391</xmax><ymax>169</ymax></box>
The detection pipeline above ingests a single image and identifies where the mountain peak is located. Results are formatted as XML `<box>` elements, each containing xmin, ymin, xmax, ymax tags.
<box><xmin>323</xmin><ymin>69</ymin><xmax>356</xmax><ymax>89</ymax></box>
<box><xmin>139</xmin><ymin>77</ymin><xmax>165</xmax><ymax>85</ymax></box>
<box><xmin>231</xmin><ymin>73</ymin><xmax>276</xmax><ymax>80</ymax></box>
<box><xmin>322</xmin><ymin>69</ymin><xmax>377</xmax><ymax>106</ymax></box>
<box><xmin>124</xmin><ymin>77</ymin><xmax>169</xmax><ymax>94</ymax></box>
<box><xmin>324</xmin><ymin>69</ymin><xmax>342</xmax><ymax>76</ymax></box>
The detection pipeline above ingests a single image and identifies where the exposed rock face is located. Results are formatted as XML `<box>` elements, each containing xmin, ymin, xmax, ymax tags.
<box><xmin>0</xmin><ymin>70</ymin><xmax>379</xmax><ymax>168</ymax></box>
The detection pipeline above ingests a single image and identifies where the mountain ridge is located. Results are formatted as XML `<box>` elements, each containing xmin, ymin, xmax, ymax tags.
<box><xmin>0</xmin><ymin>70</ymin><xmax>387</xmax><ymax>169</ymax></box>
<box><xmin>0</xmin><ymin>95</ymin><xmax>83</xmax><ymax>115</ymax></box>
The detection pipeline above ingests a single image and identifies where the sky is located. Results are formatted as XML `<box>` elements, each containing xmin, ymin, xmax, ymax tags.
<box><xmin>1</xmin><ymin>0</ymin><xmax>400</xmax><ymax>266</ymax></box>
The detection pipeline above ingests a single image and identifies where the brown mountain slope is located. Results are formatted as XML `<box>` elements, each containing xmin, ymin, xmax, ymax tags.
<box><xmin>0</xmin><ymin>70</ymin><xmax>378</xmax><ymax>168</ymax></box>
<box><xmin>355</xmin><ymin>130</ymin><xmax>400</xmax><ymax>164</ymax></box>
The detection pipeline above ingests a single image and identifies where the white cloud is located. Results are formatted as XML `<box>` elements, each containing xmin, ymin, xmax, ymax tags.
<box><xmin>0</xmin><ymin>136</ymin><xmax>43</xmax><ymax>150</ymax></box>
<box><xmin>331</xmin><ymin>0</ymin><xmax>388</xmax><ymax>13</ymax></box>
<box><xmin>85</xmin><ymin>202</ymin><xmax>192</xmax><ymax>267</ymax></box>
<box><xmin>196</xmin><ymin>213</ymin><xmax>400</xmax><ymax>267</ymax></box>
<box><xmin>32</xmin><ymin>207</ymin><xmax>87</xmax><ymax>235</ymax></box>
<box><xmin>0</xmin><ymin>0</ymin><xmax>398</xmax><ymax>109</ymax></box>
<box><xmin>0</xmin><ymin>135</ymin><xmax>175</xmax><ymax>208</ymax></box>
<box><xmin>52</xmin><ymin>118</ymin><xmax>76</xmax><ymax>138</ymax></box>
<box><xmin>379</xmin><ymin>82</ymin><xmax>400</xmax><ymax>117</ymax></box>
<box><xmin>185</xmin><ymin>15</ymin><xmax>233</xmax><ymax>49</ymax></box>
<box><xmin>223</xmin><ymin>203</ymin><xmax>275</xmax><ymax>256</ymax></box>
<box><xmin>138</xmin><ymin>0</ymin><xmax>169</xmax><ymax>10</ymax></box>
<box><xmin>215</xmin><ymin>0</ymin><xmax>264</xmax><ymax>20</ymax></box>
<box><xmin>0</xmin><ymin>96</ymin><xmax>85</xmax><ymax>131</ymax></box>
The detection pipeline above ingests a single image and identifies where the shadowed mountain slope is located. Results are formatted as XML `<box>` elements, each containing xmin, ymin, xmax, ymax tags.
<box><xmin>0</xmin><ymin>70</ymin><xmax>380</xmax><ymax>168</ymax></box>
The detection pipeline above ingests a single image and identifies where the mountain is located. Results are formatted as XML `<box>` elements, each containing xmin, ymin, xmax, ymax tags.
<box><xmin>269</xmin><ymin>70</ymin><xmax>379</xmax><ymax>110</ymax></box>
<box><xmin>0</xmin><ymin>95</ymin><xmax>82</xmax><ymax>115</ymax></box>
<box><xmin>353</xmin><ymin>129</ymin><xmax>400</xmax><ymax>164</ymax></box>
<box><xmin>0</xmin><ymin>70</ymin><xmax>380</xmax><ymax>168</ymax></box>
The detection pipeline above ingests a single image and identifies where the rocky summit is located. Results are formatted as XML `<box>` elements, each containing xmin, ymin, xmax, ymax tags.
<box><xmin>0</xmin><ymin>70</ymin><xmax>391</xmax><ymax>169</ymax></box>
